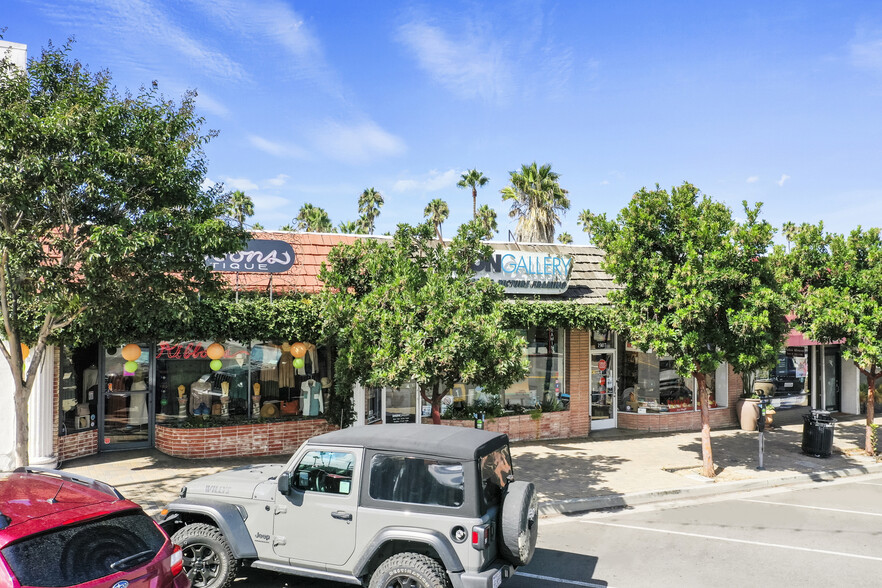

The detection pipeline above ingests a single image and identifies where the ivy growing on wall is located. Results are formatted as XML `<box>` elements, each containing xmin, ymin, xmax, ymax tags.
<box><xmin>502</xmin><ymin>300</ymin><xmax>612</xmax><ymax>332</ymax></box>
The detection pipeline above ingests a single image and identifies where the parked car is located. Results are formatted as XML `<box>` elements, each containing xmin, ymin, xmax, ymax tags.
<box><xmin>159</xmin><ymin>424</ymin><xmax>538</xmax><ymax>588</ymax></box>
<box><xmin>0</xmin><ymin>467</ymin><xmax>188</xmax><ymax>588</ymax></box>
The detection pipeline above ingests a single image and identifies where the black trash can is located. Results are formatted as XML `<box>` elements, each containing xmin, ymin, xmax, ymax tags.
<box><xmin>802</xmin><ymin>409</ymin><xmax>835</xmax><ymax>458</ymax></box>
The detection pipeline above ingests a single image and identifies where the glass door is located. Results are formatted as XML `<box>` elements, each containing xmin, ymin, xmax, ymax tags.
<box><xmin>823</xmin><ymin>346</ymin><xmax>841</xmax><ymax>412</ymax></box>
<box><xmin>590</xmin><ymin>350</ymin><xmax>616</xmax><ymax>430</ymax></box>
<box><xmin>384</xmin><ymin>382</ymin><xmax>421</xmax><ymax>423</ymax></box>
<box><xmin>100</xmin><ymin>344</ymin><xmax>152</xmax><ymax>450</ymax></box>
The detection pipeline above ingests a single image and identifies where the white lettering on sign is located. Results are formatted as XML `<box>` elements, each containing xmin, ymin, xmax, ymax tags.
<box><xmin>471</xmin><ymin>250</ymin><xmax>572</xmax><ymax>294</ymax></box>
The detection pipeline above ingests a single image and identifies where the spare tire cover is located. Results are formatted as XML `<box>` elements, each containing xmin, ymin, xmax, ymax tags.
<box><xmin>499</xmin><ymin>480</ymin><xmax>538</xmax><ymax>566</ymax></box>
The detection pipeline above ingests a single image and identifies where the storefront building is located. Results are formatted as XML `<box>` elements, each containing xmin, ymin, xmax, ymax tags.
<box><xmin>4</xmin><ymin>232</ymin><xmax>751</xmax><ymax>469</ymax></box>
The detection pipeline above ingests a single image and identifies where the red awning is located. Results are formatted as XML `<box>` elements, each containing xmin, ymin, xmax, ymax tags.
<box><xmin>785</xmin><ymin>328</ymin><xmax>844</xmax><ymax>347</ymax></box>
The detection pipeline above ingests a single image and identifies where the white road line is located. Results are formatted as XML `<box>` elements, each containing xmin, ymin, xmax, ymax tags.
<box><xmin>855</xmin><ymin>481</ymin><xmax>882</xmax><ymax>486</ymax></box>
<box><xmin>515</xmin><ymin>571</ymin><xmax>612</xmax><ymax>587</ymax></box>
<box><xmin>581</xmin><ymin>520</ymin><xmax>882</xmax><ymax>562</ymax></box>
<box><xmin>738</xmin><ymin>498</ymin><xmax>882</xmax><ymax>517</ymax></box>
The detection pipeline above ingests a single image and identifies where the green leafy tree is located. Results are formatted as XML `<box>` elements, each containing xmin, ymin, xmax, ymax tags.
<box><xmin>319</xmin><ymin>222</ymin><xmax>528</xmax><ymax>424</ymax></box>
<box><xmin>779</xmin><ymin>224</ymin><xmax>882</xmax><ymax>455</ymax></box>
<box><xmin>582</xmin><ymin>183</ymin><xmax>788</xmax><ymax>478</ymax></box>
<box><xmin>357</xmin><ymin>187</ymin><xmax>384</xmax><ymax>235</ymax></box>
<box><xmin>458</xmin><ymin>168</ymin><xmax>490</xmax><ymax>219</ymax></box>
<box><xmin>557</xmin><ymin>232</ymin><xmax>573</xmax><ymax>245</ymax></box>
<box><xmin>0</xmin><ymin>41</ymin><xmax>247</xmax><ymax>467</ymax></box>
<box><xmin>226</xmin><ymin>190</ymin><xmax>254</xmax><ymax>228</ymax></box>
<box><xmin>423</xmin><ymin>198</ymin><xmax>450</xmax><ymax>243</ymax></box>
<box><xmin>476</xmin><ymin>204</ymin><xmax>498</xmax><ymax>239</ymax></box>
<box><xmin>501</xmin><ymin>162</ymin><xmax>570</xmax><ymax>243</ymax></box>
<box><xmin>294</xmin><ymin>203</ymin><xmax>335</xmax><ymax>232</ymax></box>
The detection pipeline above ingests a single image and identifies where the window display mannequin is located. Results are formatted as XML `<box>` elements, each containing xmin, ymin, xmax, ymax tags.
<box><xmin>256</xmin><ymin>343</ymin><xmax>281</xmax><ymax>399</ymax></box>
<box><xmin>278</xmin><ymin>342</ymin><xmax>296</xmax><ymax>400</ymax></box>
<box><xmin>301</xmin><ymin>376</ymin><xmax>323</xmax><ymax>416</ymax></box>
<box><xmin>177</xmin><ymin>385</ymin><xmax>187</xmax><ymax>418</ymax></box>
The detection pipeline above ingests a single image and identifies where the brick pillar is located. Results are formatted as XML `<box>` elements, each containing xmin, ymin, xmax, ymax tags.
<box><xmin>567</xmin><ymin>329</ymin><xmax>591</xmax><ymax>436</ymax></box>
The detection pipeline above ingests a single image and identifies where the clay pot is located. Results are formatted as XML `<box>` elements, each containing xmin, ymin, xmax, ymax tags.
<box><xmin>736</xmin><ymin>398</ymin><xmax>760</xmax><ymax>431</ymax></box>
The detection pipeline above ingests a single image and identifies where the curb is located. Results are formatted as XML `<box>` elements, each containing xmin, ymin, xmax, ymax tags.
<box><xmin>538</xmin><ymin>461</ymin><xmax>882</xmax><ymax>517</ymax></box>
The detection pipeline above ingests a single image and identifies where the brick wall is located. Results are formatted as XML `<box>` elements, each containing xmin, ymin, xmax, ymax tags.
<box><xmin>566</xmin><ymin>329</ymin><xmax>592</xmax><ymax>437</ymax></box>
<box><xmin>58</xmin><ymin>430</ymin><xmax>98</xmax><ymax>462</ymax></box>
<box><xmin>155</xmin><ymin>419</ymin><xmax>338</xmax><ymax>459</ymax></box>
<box><xmin>427</xmin><ymin>411</ymin><xmax>575</xmax><ymax>443</ymax></box>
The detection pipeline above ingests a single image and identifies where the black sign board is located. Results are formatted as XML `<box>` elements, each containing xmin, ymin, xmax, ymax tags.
<box><xmin>207</xmin><ymin>239</ymin><xmax>296</xmax><ymax>273</ymax></box>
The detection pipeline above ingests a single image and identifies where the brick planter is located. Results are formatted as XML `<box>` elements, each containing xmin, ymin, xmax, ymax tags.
<box><xmin>58</xmin><ymin>430</ymin><xmax>98</xmax><ymax>462</ymax></box>
<box><xmin>155</xmin><ymin>419</ymin><xmax>337</xmax><ymax>459</ymax></box>
<box><xmin>426</xmin><ymin>411</ymin><xmax>576</xmax><ymax>442</ymax></box>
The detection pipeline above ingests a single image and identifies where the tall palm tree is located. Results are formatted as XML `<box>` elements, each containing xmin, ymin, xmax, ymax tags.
<box><xmin>500</xmin><ymin>162</ymin><xmax>570</xmax><ymax>243</ymax></box>
<box><xmin>279</xmin><ymin>223</ymin><xmax>295</xmax><ymax>231</ymax></box>
<box><xmin>227</xmin><ymin>190</ymin><xmax>254</xmax><ymax>228</ymax></box>
<box><xmin>457</xmin><ymin>169</ymin><xmax>489</xmax><ymax>219</ymax></box>
<box><xmin>338</xmin><ymin>220</ymin><xmax>359</xmax><ymax>234</ymax></box>
<box><xmin>557</xmin><ymin>232</ymin><xmax>573</xmax><ymax>245</ymax></box>
<box><xmin>423</xmin><ymin>198</ymin><xmax>450</xmax><ymax>243</ymax></box>
<box><xmin>476</xmin><ymin>204</ymin><xmax>498</xmax><ymax>239</ymax></box>
<box><xmin>251</xmin><ymin>222</ymin><xmax>265</xmax><ymax>230</ymax></box>
<box><xmin>293</xmin><ymin>203</ymin><xmax>335</xmax><ymax>232</ymax></box>
<box><xmin>357</xmin><ymin>187</ymin><xmax>384</xmax><ymax>235</ymax></box>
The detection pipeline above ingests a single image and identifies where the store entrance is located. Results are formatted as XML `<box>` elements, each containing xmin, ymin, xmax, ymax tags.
<box><xmin>822</xmin><ymin>345</ymin><xmax>841</xmax><ymax>412</ymax></box>
<box><xmin>99</xmin><ymin>344</ymin><xmax>153</xmax><ymax>450</ymax></box>
<box><xmin>590</xmin><ymin>350</ymin><xmax>616</xmax><ymax>430</ymax></box>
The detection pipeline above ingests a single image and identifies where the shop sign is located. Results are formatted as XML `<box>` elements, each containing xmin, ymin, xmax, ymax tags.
<box><xmin>471</xmin><ymin>250</ymin><xmax>572</xmax><ymax>294</ymax></box>
<box><xmin>156</xmin><ymin>342</ymin><xmax>211</xmax><ymax>360</ymax></box>
<box><xmin>206</xmin><ymin>239</ymin><xmax>295</xmax><ymax>273</ymax></box>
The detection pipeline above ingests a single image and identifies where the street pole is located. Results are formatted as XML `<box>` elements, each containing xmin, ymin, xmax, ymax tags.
<box><xmin>757</xmin><ymin>393</ymin><xmax>768</xmax><ymax>470</ymax></box>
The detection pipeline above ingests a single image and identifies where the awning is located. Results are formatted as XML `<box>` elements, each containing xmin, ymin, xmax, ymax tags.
<box><xmin>785</xmin><ymin>329</ymin><xmax>843</xmax><ymax>347</ymax></box>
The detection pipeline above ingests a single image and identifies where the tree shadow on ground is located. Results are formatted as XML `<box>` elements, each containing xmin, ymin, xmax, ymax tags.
<box><xmin>513</xmin><ymin>450</ymin><xmax>626</xmax><ymax>503</ymax></box>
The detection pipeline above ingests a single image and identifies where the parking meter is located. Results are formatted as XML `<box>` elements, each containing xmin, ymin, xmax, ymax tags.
<box><xmin>756</xmin><ymin>394</ymin><xmax>770</xmax><ymax>470</ymax></box>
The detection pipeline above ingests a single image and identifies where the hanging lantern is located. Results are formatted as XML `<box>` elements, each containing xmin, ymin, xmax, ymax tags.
<box><xmin>20</xmin><ymin>343</ymin><xmax>29</xmax><ymax>361</ymax></box>
<box><xmin>121</xmin><ymin>344</ymin><xmax>141</xmax><ymax>362</ymax></box>
<box><xmin>124</xmin><ymin>360</ymin><xmax>138</xmax><ymax>375</ymax></box>
<box><xmin>210</xmin><ymin>359</ymin><xmax>223</xmax><ymax>371</ymax></box>
<box><xmin>206</xmin><ymin>342</ymin><xmax>225</xmax><ymax>360</ymax></box>
<box><xmin>292</xmin><ymin>357</ymin><xmax>305</xmax><ymax>369</ymax></box>
<box><xmin>291</xmin><ymin>343</ymin><xmax>307</xmax><ymax>358</ymax></box>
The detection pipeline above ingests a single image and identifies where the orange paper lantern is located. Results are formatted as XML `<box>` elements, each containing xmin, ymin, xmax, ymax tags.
<box><xmin>291</xmin><ymin>343</ymin><xmax>307</xmax><ymax>358</ymax></box>
<box><xmin>121</xmin><ymin>343</ymin><xmax>141</xmax><ymax>362</ymax></box>
<box><xmin>20</xmin><ymin>343</ymin><xmax>29</xmax><ymax>360</ymax></box>
<box><xmin>206</xmin><ymin>342</ymin><xmax>225</xmax><ymax>360</ymax></box>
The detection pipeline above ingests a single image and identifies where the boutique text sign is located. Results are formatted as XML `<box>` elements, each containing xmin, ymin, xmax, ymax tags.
<box><xmin>207</xmin><ymin>239</ymin><xmax>296</xmax><ymax>273</ymax></box>
<box><xmin>471</xmin><ymin>250</ymin><xmax>572</xmax><ymax>294</ymax></box>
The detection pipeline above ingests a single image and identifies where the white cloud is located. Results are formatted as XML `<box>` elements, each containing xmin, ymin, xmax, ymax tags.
<box><xmin>397</xmin><ymin>20</ymin><xmax>512</xmax><ymax>103</ymax></box>
<box><xmin>311</xmin><ymin>120</ymin><xmax>406</xmax><ymax>165</ymax></box>
<box><xmin>851</xmin><ymin>33</ymin><xmax>882</xmax><ymax>71</ymax></box>
<box><xmin>777</xmin><ymin>174</ymin><xmax>790</xmax><ymax>187</ymax></box>
<box><xmin>248</xmin><ymin>135</ymin><xmax>309</xmax><ymax>159</ymax></box>
<box><xmin>265</xmin><ymin>174</ymin><xmax>290</xmax><ymax>187</ymax></box>
<box><xmin>392</xmin><ymin>169</ymin><xmax>460</xmax><ymax>193</ymax></box>
<box><xmin>192</xmin><ymin>91</ymin><xmax>230</xmax><ymax>118</ymax></box>
<box><xmin>220</xmin><ymin>176</ymin><xmax>259</xmax><ymax>192</ymax></box>
<box><xmin>746</xmin><ymin>176</ymin><xmax>759</xmax><ymax>183</ymax></box>
<box><xmin>599</xmin><ymin>180</ymin><xmax>610</xmax><ymax>186</ymax></box>
<box><xmin>250</xmin><ymin>193</ymin><xmax>290</xmax><ymax>211</ymax></box>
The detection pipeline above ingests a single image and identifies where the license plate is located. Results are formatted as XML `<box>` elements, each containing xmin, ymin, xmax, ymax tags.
<box><xmin>492</xmin><ymin>570</ymin><xmax>502</xmax><ymax>588</ymax></box>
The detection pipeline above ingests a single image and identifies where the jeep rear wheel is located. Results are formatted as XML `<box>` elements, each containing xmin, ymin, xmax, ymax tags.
<box><xmin>171</xmin><ymin>523</ymin><xmax>238</xmax><ymax>588</ymax></box>
<box><xmin>499</xmin><ymin>480</ymin><xmax>538</xmax><ymax>567</ymax></box>
<box><xmin>369</xmin><ymin>552</ymin><xmax>450</xmax><ymax>588</ymax></box>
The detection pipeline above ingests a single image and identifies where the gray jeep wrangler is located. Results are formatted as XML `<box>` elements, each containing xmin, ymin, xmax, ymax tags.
<box><xmin>158</xmin><ymin>424</ymin><xmax>538</xmax><ymax>588</ymax></box>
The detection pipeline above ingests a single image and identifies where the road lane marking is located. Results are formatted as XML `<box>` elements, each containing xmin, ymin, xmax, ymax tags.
<box><xmin>738</xmin><ymin>498</ymin><xmax>882</xmax><ymax>517</ymax></box>
<box><xmin>515</xmin><ymin>571</ymin><xmax>612</xmax><ymax>587</ymax></box>
<box><xmin>581</xmin><ymin>520</ymin><xmax>882</xmax><ymax>562</ymax></box>
<box><xmin>855</xmin><ymin>481</ymin><xmax>882</xmax><ymax>486</ymax></box>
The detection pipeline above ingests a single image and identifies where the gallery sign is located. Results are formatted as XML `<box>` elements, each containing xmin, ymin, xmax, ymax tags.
<box><xmin>471</xmin><ymin>250</ymin><xmax>572</xmax><ymax>294</ymax></box>
<box><xmin>207</xmin><ymin>239</ymin><xmax>296</xmax><ymax>273</ymax></box>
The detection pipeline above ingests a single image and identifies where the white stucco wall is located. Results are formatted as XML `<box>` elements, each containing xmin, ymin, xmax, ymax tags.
<box><xmin>0</xmin><ymin>350</ymin><xmax>57</xmax><ymax>472</ymax></box>
<box><xmin>841</xmin><ymin>357</ymin><xmax>859</xmax><ymax>415</ymax></box>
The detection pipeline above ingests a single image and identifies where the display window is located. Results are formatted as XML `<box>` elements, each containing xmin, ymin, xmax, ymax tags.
<box><xmin>58</xmin><ymin>345</ymin><xmax>100</xmax><ymax>436</ymax></box>
<box><xmin>500</xmin><ymin>326</ymin><xmax>566</xmax><ymax>410</ymax></box>
<box><xmin>103</xmin><ymin>343</ymin><xmax>151</xmax><ymax>446</ymax></box>
<box><xmin>619</xmin><ymin>345</ymin><xmax>725</xmax><ymax>413</ymax></box>
<box><xmin>250</xmin><ymin>341</ymin><xmax>331</xmax><ymax>418</ymax></box>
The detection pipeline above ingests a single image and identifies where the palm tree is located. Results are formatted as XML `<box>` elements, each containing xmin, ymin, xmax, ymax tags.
<box><xmin>423</xmin><ymin>198</ymin><xmax>450</xmax><ymax>243</ymax></box>
<box><xmin>457</xmin><ymin>169</ymin><xmax>489</xmax><ymax>219</ymax></box>
<box><xmin>279</xmin><ymin>223</ymin><xmax>295</xmax><ymax>231</ymax></box>
<box><xmin>557</xmin><ymin>232</ymin><xmax>573</xmax><ymax>245</ymax></box>
<box><xmin>338</xmin><ymin>220</ymin><xmax>359</xmax><ymax>234</ymax></box>
<box><xmin>251</xmin><ymin>222</ymin><xmax>265</xmax><ymax>230</ymax></box>
<box><xmin>476</xmin><ymin>204</ymin><xmax>498</xmax><ymax>239</ymax></box>
<box><xmin>358</xmin><ymin>187</ymin><xmax>384</xmax><ymax>235</ymax></box>
<box><xmin>500</xmin><ymin>162</ymin><xmax>570</xmax><ymax>243</ymax></box>
<box><xmin>293</xmin><ymin>203</ymin><xmax>335</xmax><ymax>232</ymax></box>
<box><xmin>227</xmin><ymin>190</ymin><xmax>254</xmax><ymax>228</ymax></box>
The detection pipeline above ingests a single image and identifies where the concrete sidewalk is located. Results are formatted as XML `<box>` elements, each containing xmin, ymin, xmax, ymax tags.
<box><xmin>59</xmin><ymin>409</ymin><xmax>882</xmax><ymax>517</ymax></box>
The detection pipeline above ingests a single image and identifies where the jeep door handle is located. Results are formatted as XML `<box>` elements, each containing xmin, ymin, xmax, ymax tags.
<box><xmin>331</xmin><ymin>510</ymin><xmax>352</xmax><ymax>521</ymax></box>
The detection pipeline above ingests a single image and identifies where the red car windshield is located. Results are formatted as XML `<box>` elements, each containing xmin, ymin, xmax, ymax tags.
<box><xmin>1</xmin><ymin>511</ymin><xmax>166</xmax><ymax>586</ymax></box>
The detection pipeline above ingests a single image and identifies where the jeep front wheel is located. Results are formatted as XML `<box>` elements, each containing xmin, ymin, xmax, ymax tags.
<box><xmin>369</xmin><ymin>552</ymin><xmax>449</xmax><ymax>588</ymax></box>
<box><xmin>171</xmin><ymin>523</ymin><xmax>238</xmax><ymax>588</ymax></box>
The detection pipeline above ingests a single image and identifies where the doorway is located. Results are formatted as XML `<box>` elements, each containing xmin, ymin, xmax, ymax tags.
<box><xmin>99</xmin><ymin>344</ymin><xmax>153</xmax><ymax>450</ymax></box>
<box><xmin>590</xmin><ymin>349</ymin><xmax>616</xmax><ymax>430</ymax></box>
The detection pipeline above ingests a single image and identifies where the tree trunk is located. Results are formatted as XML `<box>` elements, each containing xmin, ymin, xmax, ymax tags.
<box><xmin>695</xmin><ymin>370</ymin><xmax>715</xmax><ymax>478</ymax></box>
<box><xmin>13</xmin><ymin>380</ymin><xmax>29</xmax><ymax>468</ymax></box>
<box><xmin>419</xmin><ymin>382</ymin><xmax>447</xmax><ymax>425</ymax></box>
<box><xmin>472</xmin><ymin>188</ymin><xmax>477</xmax><ymax>220</ymax></box>
<box><xmin>866</xmin><ymin>369</ymin><xmax>877</xmax><ymax>456</ymax></box>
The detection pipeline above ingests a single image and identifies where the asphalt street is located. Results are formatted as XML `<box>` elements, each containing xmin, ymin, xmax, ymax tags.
<box><xmin>230</xmin><ymin>472</ymin><xmax>882</xmax><ymax>587</ymax></box>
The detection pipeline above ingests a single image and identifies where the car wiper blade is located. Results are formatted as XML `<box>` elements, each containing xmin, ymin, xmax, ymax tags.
<box><xmin>110</xmin><ymin>549</ymin><xmax>155</xmax><ymax>571</ymax></box>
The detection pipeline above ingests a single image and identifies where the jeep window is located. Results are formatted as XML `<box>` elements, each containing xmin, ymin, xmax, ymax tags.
<box><xmin>1</xmin><ymin>511</ymin><xmax>165</xmax><ymax>587</ymax></box>
<box><xmin>369</xmin><ymin>454</ymin><xmax>464</xmax><ymax>507</ymax></box>
<box><xmin>480</xmin><ymin>446</ymin><xmax>513</xmax><ymax>507</ymax></box>
<box><xmin>293</xmin><ymin>450</ymin><xmax>354</xmax><ymax>494</ymax></box>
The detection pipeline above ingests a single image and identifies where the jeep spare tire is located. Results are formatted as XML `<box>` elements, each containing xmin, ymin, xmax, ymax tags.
<box><xmin>499</xmin><ymin>480</ymin><xmax>538</xmax><ymax>566</ymax></box>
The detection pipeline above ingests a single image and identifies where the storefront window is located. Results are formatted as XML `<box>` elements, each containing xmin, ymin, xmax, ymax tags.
<box><xmin>249</xmin><ymin>341</ymin><xmax>331</xmax><ymax>418</ymax></box>
<box><xmin>859</xmin><ymin>372</ymin><xmax>882</xmax><ymax>415</ymax></box>
<box><xmin>58</xmin><ymin>345</ymin><xmax>99</xmax><ymax>436</ymax></box>
<box><xmin>501</xmin><ymin>326</ymin><xmax>566</xmax><ymax>410</ymax></box>
<box><xmin>155</xmin><ymin>340</ymin><xmax>249</xmax><ymax>419</ymax></box>
<box><xmin>620</xmin><ymin>345</ymin><xmax>723</xmax><ymax>413</ymax></box>
<box><xmin>104</xmin><ymin>344</ymin><xmax>150</xmax><ymax>445</ymax></box>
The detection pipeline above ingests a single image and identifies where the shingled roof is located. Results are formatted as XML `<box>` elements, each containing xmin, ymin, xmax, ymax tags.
<box><xmin>218</xmin><ymin>232</ymin><xmax>619</xmax><ymax>304</ymax></box>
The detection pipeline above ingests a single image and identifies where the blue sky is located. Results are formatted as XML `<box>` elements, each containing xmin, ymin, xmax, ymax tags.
<box><xmin>4</xmin><ymin>1</ymin><xmax>882</xmax><ymax>243</ymax></box>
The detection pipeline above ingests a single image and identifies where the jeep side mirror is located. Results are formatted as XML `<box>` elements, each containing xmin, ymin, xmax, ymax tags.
<box><xmin>278</xmin><ymin>471</ymin><xmax>291</xmax><ymax>495</ymax></box>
